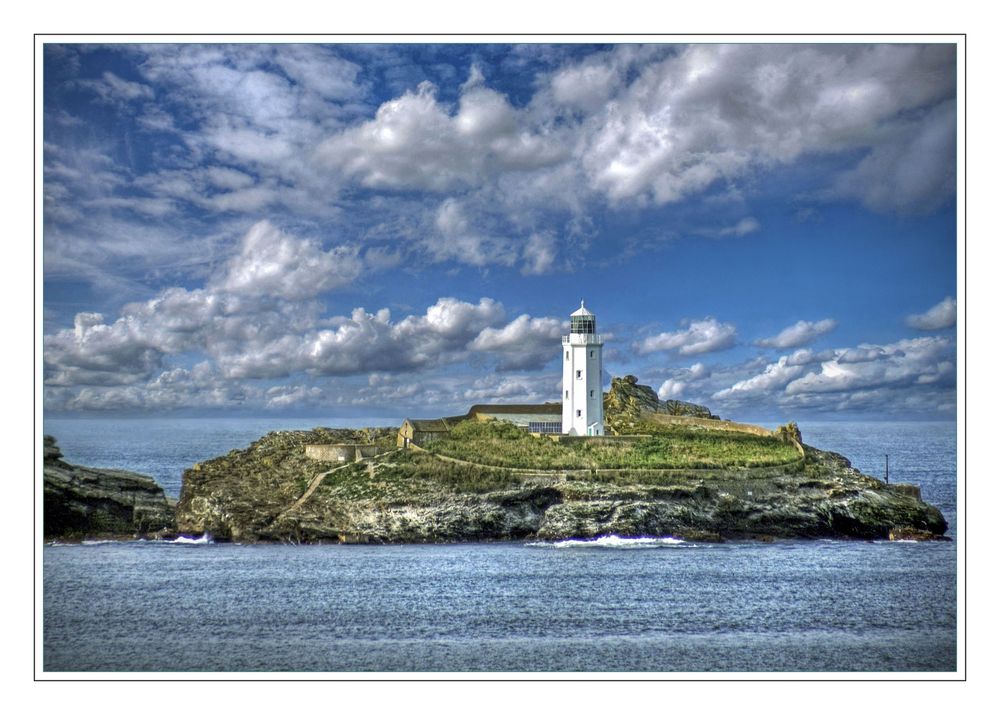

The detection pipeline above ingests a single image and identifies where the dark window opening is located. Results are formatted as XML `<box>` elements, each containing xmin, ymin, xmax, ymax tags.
<box><xmin>571</xmin><ymin>315</ymin><xmax>596</xmax><ymax>334</ymax></box>
<box><xmin>529</xmin><ymin>421</ymin><xmax>562</xmax><ymax>434</ymax></box>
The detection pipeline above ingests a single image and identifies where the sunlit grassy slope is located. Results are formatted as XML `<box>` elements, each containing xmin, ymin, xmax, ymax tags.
<box><xmin>424</xmin><ymin>418</ymin><xmax>800</xmax><ymax>470</ymax></box>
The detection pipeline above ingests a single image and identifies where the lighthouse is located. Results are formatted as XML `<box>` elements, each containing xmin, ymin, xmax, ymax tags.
<box><xmin>562</xmin><ymin>300</ymin><xmax>604</xmax><ymax>436</ymax></box>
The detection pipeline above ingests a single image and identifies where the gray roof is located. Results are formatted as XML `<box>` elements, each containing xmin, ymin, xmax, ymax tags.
<box><xmin>467</xmin><ymin>403</ymin><xmax>561</xmax><ymax>416</ymax></box>
<box><xmin>403</xmin><ymin>415</ymin><xmax>466</xmax><ymax>432</ymax></box>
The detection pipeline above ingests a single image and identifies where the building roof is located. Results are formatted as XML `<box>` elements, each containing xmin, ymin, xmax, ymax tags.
<box><xmin>467</xmin><ymin>403</ymin><xmax>562</xmax><ymax>416</ymax></box>
<box><xmin>570</xmin><ymin>299</ymin><xmax>594</xmax><ymax>317</ymax></box>
<box><xmin>403</xmin><ymin>415</ymin><xmax>466</xmax><ymax>432</ymax></box>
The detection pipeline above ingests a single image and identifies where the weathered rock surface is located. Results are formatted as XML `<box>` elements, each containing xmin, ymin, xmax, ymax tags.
<box><xmin>888</xmin><ymin>527</ymin><xmax>948</xmax><ymax>541</ymax></box>
<box><xmin>603</xmin><ymin>375</ymin><xmax>717</xmax><ymax>434</ymax></box>
<box><xmin>44</xmin><ymin>436</ymin><xmax>176</xmax><ymax>539</ymax></box>
<box><xmin>175</xmin><ymin>429</ymin><xmax>947</xmax><ymax>544</ymax></box>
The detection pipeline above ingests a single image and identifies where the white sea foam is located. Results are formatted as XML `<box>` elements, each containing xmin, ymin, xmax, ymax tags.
<box><xmin>529</xmin><ymin>535</ymin><xmax>690</xmax><ymax>549</ymax></box>
<box><xmin>168</xmin><ymin>533</ymin><xmax>214</xmax><ymax>545</ymax></box>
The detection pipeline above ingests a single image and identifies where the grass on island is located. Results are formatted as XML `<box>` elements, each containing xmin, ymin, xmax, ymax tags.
<box><xmin>315</xmin><ymin>451</ymin><xmax>524</xmax><ymax>501</ymax></box>
<box><xmin>423</xmin><ymin>418</ymin><xmax>800</xmax><ymax>471</ymax></box>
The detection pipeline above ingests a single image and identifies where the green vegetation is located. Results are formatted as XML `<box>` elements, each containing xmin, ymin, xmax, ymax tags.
<box><xmin>317</xmin><ymin>451</ymin><xmax>523</xmax><ymax>501</ymax></box>
<box><xmin>424</xmin><ymin>418</ymin><xmax>800</xmax><ymax>470</ymax></box>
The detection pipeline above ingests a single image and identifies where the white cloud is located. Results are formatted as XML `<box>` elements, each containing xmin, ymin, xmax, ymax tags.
<box><xmin>470</xmin><ymin>314</ymin><xmax>564</xmax><ymax>370</ymax></box>
<box><xmin>271</xmin><ymin>45</ymin><xmax>365</xmax><ymax>101</ymax></box>
<box><xmin>573</xmin><ymin>44</ymin><xmax>955</xmax><ymax>211</ymax></box>
<box><xmin>832</xmin><ymin>100</ymin><xmax>957</xmax><ymax>214</ymax></box>
<box><xmin>521</xmin><ymin>233</ymin><xmax>558</xmax><ymax>275</ymax></box>
<box><xmin>906</xmin><ymin>296</ymin><xmax>957</xmax><ymax>330</ymax></box>
<box><xmin>658</xmin><ymin>379</ymin><xmax>685</xmax><ymax>399</ymax></box>
<box><xmin>218</xmin><ymin>297</ymin><xmax>508</xmax><ymax>379</ymax></box>
<box><xmin>692</xmin><ymin>216</ymin><xmax>761</xmax><ymax>240</ymax></box>
<box><xmin>461</xmin><ymin>373</ymin><xmax>559</xmax><ymax>404</ymax></box>
<box><xmin>205</xmin><ymin>166</ymin><xmax>256</xmax><ymax>191</ymax></box>
<box><xmin>785</xmin><ymin>337</ymin><xmax>953</xmax><ymax>395</ymax></box>
<box><xmin>696</xmin><ymin>335</ymin><xmax>956</xmax><ymax>416</ymax></box>
<box><xmin>44</xmin><ymin>311</ymin><xmax>166</xmax><ymax>387</ymax></box>
<box><xmin>264</xmin><ymin>384</ymin><xmax>326</xmax><ymax>409</ymax></box>
<box><xmin>215</xmin><ymin>220</ymin><xmax>362</xmax><ymax>300</ymax></box>
<box><xmin>755</xmin><ymin>318</ymin><xmax>838</xmax><ymax>349</ymax></box>
<box><xmin>712</xmin><ymin>356</ymin><xmax>806</xmax><ymax>400</ymax></box>
<box><xmin>427</xmin><ymin>198</ymin><xmax>517</xmax><ymax>267</ymax></box>
<box><xmin>45</xmin><ymin>44</ymin><xmax>957</xmax><ymax>301</ymax></box>
<box><xmin>550</xmin><ymin>61</ymin><xmax>619</xmax><ymax>113</ymax></box>
<box><xmin>318</xmin><ymin>79</ymin><xmax>568</xmax><ymax>193</ymax></box>
<box><xmin>656</xmin><ymin>362</ymin><xmax>711</xmax><ymax>400</ymax></box>
<box><xmin>716</xmin><ymin>217</ymin><xmax>761</xmax><ymax>237</ymax></box>
<box><xmin>44</xmin><ymin>278</ymin><xmax>584</xmax><ymax>411</ymax></box>
<box><xmin>79</xmin><ymin>71</ymin><xmax>154</xmax><ymax>103</ymax></box>
<box><xmin>637</xmin><ymin>318</ymin><xmax>737</xmax><ymax>356</ymax></box>
<box><xmin>687</xmin><ymin>362</ymin><xmax>709</xmax><ymax>380</ymax></box>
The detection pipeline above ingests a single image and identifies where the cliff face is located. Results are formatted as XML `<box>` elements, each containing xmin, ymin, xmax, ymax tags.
<box><xmin>44</xmin><ymin>436</ymin><xmax>176</xmax><ymax>539</ymax></box>
<box><xmin>176</xmin><ymin>427</ymin><xmax>397</xmax><ymax>542</ymax></box>
<box><xmin>175</xmin><ymin>429</ymin><xmax>947</xmax><ymax>544</ymax></box>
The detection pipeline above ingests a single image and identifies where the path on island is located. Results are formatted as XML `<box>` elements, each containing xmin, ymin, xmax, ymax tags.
<box><xmin>273</xmin><ymin>449</ymin><xmax>401</xmax><ymax>524</ymax></box>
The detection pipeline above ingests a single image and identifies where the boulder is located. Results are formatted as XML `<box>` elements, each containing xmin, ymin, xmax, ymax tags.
<box><xmin>889</xmin><ymin>527</ymin><xmax>949</xmax><ymax>541</ymax></box>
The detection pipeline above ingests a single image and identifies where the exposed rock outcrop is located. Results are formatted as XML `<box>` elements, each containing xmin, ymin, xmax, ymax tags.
<box><xmin>44</xmin><ymin>436</ymin><xmax>176</xmax><ymax>539</ymax></box>
<box><xmin>604</xmin><ymin>375</ymin><xmax>718</xmax><ymax>434</ymax></box>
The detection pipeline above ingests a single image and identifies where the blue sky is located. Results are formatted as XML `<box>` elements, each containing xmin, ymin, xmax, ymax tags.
<box><xmin>42</xmin><ymin>42</ymin><xmax>958</xmax><ymax>422</ymax></box>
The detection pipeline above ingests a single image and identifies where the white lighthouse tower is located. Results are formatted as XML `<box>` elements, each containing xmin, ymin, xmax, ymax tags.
<box><xmin>562</xmin><ymin>300</ymin><xmax>604</xmax><ymax>436</ymax></box>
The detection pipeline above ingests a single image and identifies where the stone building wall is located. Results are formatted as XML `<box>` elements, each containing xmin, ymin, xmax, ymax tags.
<box><xmin>304</xmin><ymin>444</ymin><xmax>381</xmax><ymax>463</ymax></box>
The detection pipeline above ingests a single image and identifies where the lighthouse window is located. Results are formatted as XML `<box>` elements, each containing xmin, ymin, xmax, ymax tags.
<box><xmin>571</xmin><ymin>315</ymin><xmax>596</xmax><ymax>334</ymax></box>
<box><xmin>576</xmin><ymin>370</ymin><xmax>581</xmax><ymax>379</ymax></box>
<box><xmin>590</xmin><ymin>350</ymin><xmax>593</xmax><ymax>358</ymax></box>
<box><xmin>576</xmin><ymin>409</ymin><xmax>581</xmax><ymax>417</ymax></box>
<box><xmin>565</xmin><ymin>351</ymin><xmax>569</xmax><ymax>360</ymax></box>
<box><xmin>590</xmin><ymin>390</ymin><xmax>594</xmax><ymax>398</ymax></box>
<box><xmin>565</xmin><ymin>390</ymin><xmax>569</xmax><ymax>399</ymax></box>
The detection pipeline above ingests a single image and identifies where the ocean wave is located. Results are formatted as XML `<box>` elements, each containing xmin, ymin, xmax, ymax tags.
<box><xmin>167</xmin><ymin>533</ymin><xmax>214</xmax><ymax>545</ymax></box>
<box><xmin>529</xmin><ymin>535</ymin><xmax>690</xmax><ymax>549</ymax></box>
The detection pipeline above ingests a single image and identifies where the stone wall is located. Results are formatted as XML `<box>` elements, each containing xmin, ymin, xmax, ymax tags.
<box><xmin>304</xmin><ymin>444</ymin><xmax>381</xmax><ymax>463</ymax></box>
<box><xmin>891</xmin><ymin>483</ymin><xmax>922</xmax><ymax>500</ymax></box>
<box><xmin>650</xmin><ymin>414</ymin><xmax>774</xmax><ymax>437</ymax></box>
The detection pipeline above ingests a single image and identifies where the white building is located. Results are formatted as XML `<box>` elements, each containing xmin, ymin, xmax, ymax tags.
<box><xmin>561</xmin><ymin>301</ymin><xmax>605</xmax><ymax>436</ymax></box>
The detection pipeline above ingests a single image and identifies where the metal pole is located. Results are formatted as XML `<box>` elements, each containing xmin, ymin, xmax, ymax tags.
<box><xmin>885</xmin><ymin>454</ymin><xmax>889</xmax><ymax>484</ymax></box>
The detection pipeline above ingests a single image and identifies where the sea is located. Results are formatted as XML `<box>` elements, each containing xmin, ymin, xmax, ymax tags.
<box><xmin>40</xmin><ymin>418</ymin><xmax>959</xmax><ymax>674</ymax></box>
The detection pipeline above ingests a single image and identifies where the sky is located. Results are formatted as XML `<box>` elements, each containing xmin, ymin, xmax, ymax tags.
<box><xmin>41</xmin><ymin>41</ymin><xmax>958</xmax><ymax>423</ymax></box>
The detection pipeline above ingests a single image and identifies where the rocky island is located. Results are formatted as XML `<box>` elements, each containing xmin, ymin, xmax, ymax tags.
<box><xmin>167</xmin><ymin>377</ymin><xmax>947</xmax><ymax>544</ymax></box>
<box><xmin>44</xmin><ymin>436</ymin><xmax>176</xmax><ymax>540</ymax></box>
